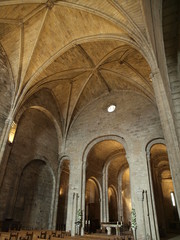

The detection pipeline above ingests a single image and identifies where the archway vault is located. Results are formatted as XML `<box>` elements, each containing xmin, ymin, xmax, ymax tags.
<box><xmin>0</xmin><ymin>1</ymin><xmax>158</xmax><ymax>140</ymax></box>
<box><xmin>146</xmin><ymin>139</ymin><xmax>180</xmax><ymax>238</ymax></box>
<box><xmin>81</xmin><ymin>135</ymin><xmax>130</xmax><ymax>234</ymax></box>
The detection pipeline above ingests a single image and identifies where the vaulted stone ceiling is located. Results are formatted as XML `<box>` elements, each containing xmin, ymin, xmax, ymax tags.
<box><xmin>87</xmin><ymin>140</ymin><xmax>127</xmax><ymax>179</ymax></box>
<box><xmin>0</xmin><ymin>0</ymin><xmax>154</xmax><ymax>135</ymax></box>
<box><xmin>150</xmin><ymin>144</ymin><xmax>169</xmax><ymax>169</ymax></box>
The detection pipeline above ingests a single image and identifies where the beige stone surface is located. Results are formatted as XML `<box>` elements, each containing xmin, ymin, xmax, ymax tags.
<box><xmin>0</xmin><ymin>1</ymin><xmax>180</xmax><ymax>240</ymax></box>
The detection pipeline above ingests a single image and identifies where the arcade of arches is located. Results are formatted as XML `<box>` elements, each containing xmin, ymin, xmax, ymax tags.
<box><xmin>0</xmin><ymin>1</ymin><xmax>180</xmax><ymax>240</ymax></box>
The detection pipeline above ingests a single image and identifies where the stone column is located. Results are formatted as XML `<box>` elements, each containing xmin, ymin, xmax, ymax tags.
<box><xmin>51</xmin><ymin>155</ymin><xmax>62</xmax><ymax>229</ymax></box>
<box><xmin>71</xmin><ymin>192</ymin><xmax>79</xmax><ymax>236</ymax></box>
<box><xmin>80</xmin><ymin>161</ymin><xmax>86</xmax><ymax>235</ymax></box>
<box><xmin>155</xmin><ymin>169</ymin><xmax>166</xmax><ymax>233</ymax></box>
<box><xmin>102</xmin><ymin>163</ymin><xmax>109</xmax><ymax>222</ymax></box>
<box><xmin>66</xmin><ymin>191</ymin><xmax>78</xmax><ymax>236</ymax></box>
<box><xmin>117</xmin><ymin>164</ymin><xmax>128</xmax><ymax>223</ymax></box>
<box><xmin>66</xmin><ymin>159</ymin><xmax>81</xmax><ymax>236</ymax></box>
<box><xmin>102</xmin><ymin>167</ymin><xmax>106</xmax><ymax>222</ymax></box>
<box><xmin>127</xmin><ymin>151</ymin><xmax>158</xmax><ymax>240</ymax></box>
<box><xmin>70</xmin><ymin>192</ymin><xmax>76</xmax><ymax>236</ymax></box>
<box><xmin>151</xmin><ymin>70</ymin><xmax>180</xmax><ymax>217</ymax></box>
<box><xmin>0</xmin><ymin>116</ymin><xmax>13</xmax><ymax>188</ymax></box>
<box><xmin>117</xmin><ymin>172</ymin><xmax>123</xmax><ymax>222</ymax></box>
<box><xmin>146</xmin><ymin>151</ymin><xmax>160</xmax><ymax>240</ymax></box>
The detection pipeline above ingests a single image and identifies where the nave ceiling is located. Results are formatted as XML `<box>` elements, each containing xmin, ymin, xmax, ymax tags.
<box><xmin>0</xmin><ymin>0</ymin><xmax>155</xmax><ymax>137</ymax></box>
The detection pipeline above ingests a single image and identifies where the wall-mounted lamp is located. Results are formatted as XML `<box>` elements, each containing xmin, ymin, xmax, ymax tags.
<box><xmin>8</xmin><ymin>121</ymin><xmax>17</xmax><ymax>144</ymax></box>
<box><xmin>170</xmin><ymin>192</ymin><xmax>176</xmax><ymax>207</ymax></box>
<box><xmin>60</xmin><ymin>187</ymin><xmax>63</xmax><ymax>196</ymax></box>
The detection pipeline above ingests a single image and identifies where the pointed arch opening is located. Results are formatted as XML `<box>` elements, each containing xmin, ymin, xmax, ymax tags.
<box><xmin>108</xmin><ymin>185</ymin><xmax>118</xmax><ymax>222</ymax></box>
<box><xmin>85</xmin><ymin>177</ymin><xmax>101</xmax><ymax>233</ymax></box>
<box><xmin>13</xmin><ymin>159</ymin><xmax>55</xmax><ymax>230</ymax></box>
<box><xmin>149</xmin><ymin>143</ymin><xmax>180</xmax><ymax>238</ymax></box>
<box><xmin>82</xmin><ymin>135</ymin><xmax>131</xmax><ymax>234</ymax></box>
<box><xmin>56</xmin><ymin>159</ymin><xmax>70</xmax><ymax>231</ymax></box>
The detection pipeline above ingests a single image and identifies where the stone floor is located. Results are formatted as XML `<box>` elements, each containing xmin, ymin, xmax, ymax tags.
<box><xmin>161</xmin><ymin>233</ymin><xmax>180</xmax><ymax>240</ymax></box>
<box><xmin>168</xmin><ymin>236</ymin><xmax>180</xmax><ymax>240</ymax></box>
<box><xmin>68</xmin><ymin>233</ymin><xmax>133</xmax><ymax>240</ymax></box>
<box><xmin>71</xmin><ymin>233</ymin><xmax>180</xmax><ymax>240</ymax></box>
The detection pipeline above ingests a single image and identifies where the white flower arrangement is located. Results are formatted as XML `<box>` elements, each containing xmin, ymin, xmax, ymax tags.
<box><xmin>131</xmin><ymin>208</ymin><xmax>137</xmax><ymax>240</ymax></box>
<box><xmin>75</xmin><ymin>209</ymin><xmax>82</xmax><ymax>225</ymax></box>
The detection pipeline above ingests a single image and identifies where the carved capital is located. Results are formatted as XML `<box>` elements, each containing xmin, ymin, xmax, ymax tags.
<box><xmin>149</xmin><ymin>69</ymin><xmax>160</xmax><ymax>81</ymax></box>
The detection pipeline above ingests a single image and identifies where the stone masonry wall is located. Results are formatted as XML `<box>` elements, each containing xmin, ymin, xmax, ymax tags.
<box><xmin>122</xmin><ymin>168</ymin><xmax>131</xmax><ymax>225</ymax></box>
<box><xmin>0</xmin><ymin>47</ymin><xmax>12</xmax><ymax>137</ymax></box>
<box><xmin>163</xmin><ymin>0</ymin><xmax>180</xmax><ymax>142</ymax></box>
<box><xmin>65</xmin><ymin>91</ymin><xmax>163</xmax><ymax>239</ymax></box>
<box><xmin>0</xmin><ymin>108</ymin><xmax>59</xmax><ymax>228</ymax></box>
<box><xmin>13</xmin><ymin>160</ymin><xmax>54</xmax><ymax>229</ymax></box>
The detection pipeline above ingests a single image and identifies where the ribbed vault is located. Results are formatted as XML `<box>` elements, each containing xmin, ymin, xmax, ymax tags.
<box><xmin>0</xmin><ymin>0</ymin><xmax>155</xmax><ymax>136</ymax></box>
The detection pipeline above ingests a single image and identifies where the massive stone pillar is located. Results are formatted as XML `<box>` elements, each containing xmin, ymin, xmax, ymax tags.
<box><xmin>0</xmin><ymin>46</ymin><xmax>13</xmax><ymax>174</ymax></box>
<box><xmin>102</xmin><ymin>164</ymin><xmax>109</xmax><ymax>223</ymax></box>
<box><xmin>66</xmin><ymin>159</ymin><xmax>81</xmax><ymax>236</ymax></box>
<box><xmin>66</xmin><ymin>191</ymin><xmax>78</xmax><ymax>236</ymax></box>
<box><xmin>151</xmin><ymin>71</ymin><xmax>180</xmax><ymax>217</ymax></box>
<box><xmin>80</xmin><ymin>160</ymin><xmax>86</xmax><ymax>235</ymax></box>
<box><xmin>117</xmin><ymin>171</ymin><xmax>123</xmax><ymax>223</ymax></box>
<box><xmin>117</xmin><ymin>164</ymin><xmax>128</xmax><ymax>223</ymax></box>
<box><xmin>142</xmin><ymin>0</ymin><xmax>180</xmax><ymax>219</ymax></box>
<box><xmin>0</xmin><ymin>116</ymin><xmax>13</xmax><ymax>188</ymax></box>
<box><xmin>51</xmin><ymin>155</ymin><xmax>63</xmax><ymax>229</ymax></box>
<box><xmin>127</xmin><ymin>151</ymin><xmax>159</xmax><ymax>240</ymax></box>
<box><xmin>146</xmin><ymin>150</ymin><xmax>162</xmax><ymax>240</ymax></box>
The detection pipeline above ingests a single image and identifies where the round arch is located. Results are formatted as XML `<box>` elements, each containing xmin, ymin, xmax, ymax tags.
<box><xmin>109</xmin><ymin>184</ymin><xmax>118</xmax><ymax>199</ymax></box>
<box><xmin>51</xmin><ymin>154</ymin><xmax>71</xmax><ymax>230</ymax></box>
<box><xmin>145</xmin><ymin>138</ymin><xmax>169</xmax><ymax>239</ymax></box>
<box><xmin>108</xmin><ymin>184</ymin><xmax>118</xmax><ymax>222</ymax></box>
<box><xmin>82</xmin><ymin>135</ymin><xmax>128</xmax><ymax>166</ymax></box>
<box><xmin>81</xmin><ymin>135</ymin><xmax>128</xmax><ymax>235</ymax></box>
<box><xmin>14</xmin><ymin>158</ymin><xmax>55</xmax><ymax>229</ymax></box>
<box><xmin>89</xmin><ymin>176</ymin><xmax>103</xmax><ymax>223</ymax></box>
<box><xmin>102</xmin><ymin>151</ymin><xmax>127</xmax><ymax>223</ymax></box>
<box><xmin>146</xmin><ymin>138</ymin><xmax>166</xmax><ymax>154</ymax></box>
<box><xmin>21</xmin><ymin>156</ymin><xmax>56</xmax><ymax>183</ymax></box>
<box><xmin>56</xmin><ymin>156</ymin><xmax>70</xmax><ymax>231</ymax></box>
<box><xmin>117</xmin><ymin>163</ymin><xmax>129</xmax><ymax>222</ymax></box>
<box><xmin>15</xmin><ymin>105</ymin><xmax>62</xmax><ymax>153</ymax></box>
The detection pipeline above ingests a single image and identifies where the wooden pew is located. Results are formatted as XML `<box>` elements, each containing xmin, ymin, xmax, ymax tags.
<box><xmin>0</xmin><ymin>232</ymin><xmax>11</xmax><ymax>240</ymax></box>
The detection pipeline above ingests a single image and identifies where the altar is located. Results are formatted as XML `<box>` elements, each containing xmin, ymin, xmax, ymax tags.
<box><xmin>101</xmin><ymin>222</ymin><xmax>122</xmax><ymax>235</ymax></box>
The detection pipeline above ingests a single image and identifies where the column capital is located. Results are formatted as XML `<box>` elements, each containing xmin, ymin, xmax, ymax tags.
<box><xmin>136</xmin><ymin>189</ymin><xmax>145</xmax><ymax>201</ymax></box>
<box><xmin>149</xmin><ymin>69</ymin><xmax>161</xmax><ymax>81</ymax></box>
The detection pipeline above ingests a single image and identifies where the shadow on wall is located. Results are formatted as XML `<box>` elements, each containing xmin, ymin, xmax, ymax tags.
<box><xmin>13</xmin><ymin>159</ymin><xmax>54</xmax><ymax>230</ymax></box>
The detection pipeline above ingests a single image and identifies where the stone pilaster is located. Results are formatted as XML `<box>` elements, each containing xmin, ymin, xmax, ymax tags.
<box><xmin>0</xmin><ymin>116</ymin><xmax>13</xmax><ymax>188</ymax></box>
<box><xmin>151</xmin><ymin>70</ymin><xmax>180</xmax><ymax>217</ymax></box>
<box><xmin>127</xmin><ymin>151</ymin><xmax>158</xmax><ymax>240</ymax></box>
